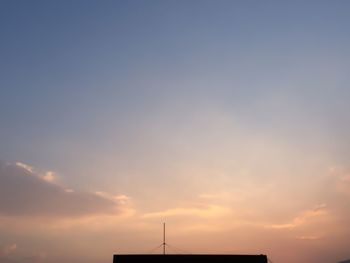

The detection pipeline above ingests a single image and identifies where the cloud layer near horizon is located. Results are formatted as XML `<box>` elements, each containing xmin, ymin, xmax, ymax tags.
<box><xmin>0</xmin><ymin>161</ymin><xmax>120</xmax><ymax>217</ymax></box>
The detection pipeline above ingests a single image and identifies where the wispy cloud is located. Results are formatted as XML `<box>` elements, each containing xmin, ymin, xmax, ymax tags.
<box><xmin>329</xmin><ymin>166</ymin><xmax>350</xmax><ymax>196</ymax></box>
<box><xmin>0</xmin><ymin>243</ymin><xmax>48</xmax><ymax>263</ymax></box>
<box><xmin>0</xmin><ymin>161</ymin><xmax>126</xmax><ymax>217</ymax></box>
<box><xmin>42</xmin><ymin>171</ymin><xmax>55</xmax><ymax>182</ymax></box>
<box><xmin>0</xmin><ymin>243</ymin><xmax>17</xmax><ymax>256</ymax></box>
<box><xmin>15</xmin><ymin>162</ymin><xmax>34</xmax><ymax>173</ymax></box>
<box><xmin>296</xmin><ymin>235</ymin><xmax>322</xmax><ymax>240</ymax></box>
<box><xmin>265</xmin><ymin>204</ymin><xmax>328</xmax><ymax>229</ymax></box>
<box><xmin>142</xmin><ymin>204</ymin><xmax>230</xmax><ymax>219</ymax></box>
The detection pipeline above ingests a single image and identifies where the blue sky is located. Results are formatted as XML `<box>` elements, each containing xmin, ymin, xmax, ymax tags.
<box><xmin>2</xmin><ymin>0</ymin><xmax>350</xmax><ymax>176</ymax></box>
<box><xmin>1</xmin><ymin>1</ymin><xmax>350</xmax><ymax>263</ymax></box>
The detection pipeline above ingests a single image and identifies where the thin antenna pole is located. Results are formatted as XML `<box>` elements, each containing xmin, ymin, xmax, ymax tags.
<box><xmin>163</xmin><ymin>222</ymin><xmax>166</xmax><ymax>255</ymax></box>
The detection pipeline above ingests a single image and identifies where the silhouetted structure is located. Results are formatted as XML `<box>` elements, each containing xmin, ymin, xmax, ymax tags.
<box><xmin>113</xmin><ymin>254</ymin><xmax>268</xmax><ymax>263</ymax></box>
<box><xmin>339</xmin><ymin>260</ymin><xmax>350</xmax><ymax>263</ymax></box>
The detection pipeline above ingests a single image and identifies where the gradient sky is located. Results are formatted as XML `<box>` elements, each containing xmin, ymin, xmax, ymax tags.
<box><xmin>1</xmin><ymin>1</ymin><xmax>350</xmax><ymax>263</ymax></box>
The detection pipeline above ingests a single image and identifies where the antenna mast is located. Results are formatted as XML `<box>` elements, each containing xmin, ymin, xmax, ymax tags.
<box><xmin>163</xmin><ymin>222</ymin><xmax>166</xmax><ymax>255</ymax></box>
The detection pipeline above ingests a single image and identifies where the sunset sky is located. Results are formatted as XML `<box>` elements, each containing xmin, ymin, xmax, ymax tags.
<box><xmin>1</xmin><ymin>1</ymin><xmax>350</xmax><ymax>263</ymax></box>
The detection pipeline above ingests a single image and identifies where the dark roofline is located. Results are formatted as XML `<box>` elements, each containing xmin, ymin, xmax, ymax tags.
<box><xmin>113</xmin><ymin>254</ymin><xmax>268</xmax><ymax>263</ymax></box>
<box><xmin>114</xmin><ymin>254</ymin><xmax>267</xmax><ymax>256</ymax></box>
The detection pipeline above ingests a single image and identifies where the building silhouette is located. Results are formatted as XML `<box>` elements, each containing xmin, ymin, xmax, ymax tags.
<box><xmin>114</xmin><ymin>225</ymin><xmax>268</xmax><ymax>263</ymax></box>
<box><xmin>113</xmin><ymin>254</ymin><xmax>268</xmax><ymax>263</ymax></box>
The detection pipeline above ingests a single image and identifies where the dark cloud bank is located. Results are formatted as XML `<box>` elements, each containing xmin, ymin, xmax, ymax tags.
<box><xmin>0</xmin><ymin>161</ymin><xmax>118</xmax><ymax>217</ymax></box>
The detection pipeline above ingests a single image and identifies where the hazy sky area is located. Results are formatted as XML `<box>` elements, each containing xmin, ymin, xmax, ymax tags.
<box><xmin>1</xmin><ymin>1</ymin><xmax>350</xmax><ymax>263</ymax></box>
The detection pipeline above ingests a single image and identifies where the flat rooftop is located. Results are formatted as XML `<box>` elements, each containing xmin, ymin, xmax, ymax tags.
<box><xmin>113</xmin><ymin>254</ymin><xmax>268</xmax><ymax>263</ymax></box>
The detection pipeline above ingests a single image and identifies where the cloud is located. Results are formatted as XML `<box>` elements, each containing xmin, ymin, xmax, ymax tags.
<box><xmin>0</xmin><ymin>245</ymin><xmax>47</xmax><ymax>263</ymax></box>
<box><xmin>23</xmin><ymin>252</ymin><xmax>47</xmax><ymax>263</ymax></box>
<box><xmin>0</xmin><ymin>256</ymin><xmax>17</xmax><ymax>263</ymax></box>
<box><xmin>0</xmin><ymin>244</ymin><xmax>17</xmax><ymax>256</ymax></box>
<box><xmin>296</xmin><ymin>235</ymin><xmax>321</xmax><ymax>240</ymax></box>
<box><xmin>265</xmin><ymin>204</ymin><xmax>328</xmax><ymax>229</ymax></box>
<box><xmin>0</xmin><ymin>161</ymin><xmax>123</xmax><ymax>217</ymax></box>
<box><xmin>15</xmin><ymin>162</ymin><xmax>34</xmax><ymax>173</ymax></box>
<box><xmin>0</xmin><ymin>244</ymin><xmax>17</xmax><ymax>263</ymax></box>
<box><xmin>329</xmin><ymin>166</ymin><xmax>350</xmax><ymax>196</ymax></box>
<box><xmin>142</xmin><ymin>203</ymin><xmax>230</xmax><ymax>219</ymax></box>
<box><xmin>42</xmin><ymin>172</ymin><xmax>55</xmax><ymax>182</ymax></box>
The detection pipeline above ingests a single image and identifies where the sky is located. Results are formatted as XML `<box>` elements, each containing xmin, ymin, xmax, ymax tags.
<box><xmin>1</xmin><ymin>0</ymin><xmax>350</xmax><ymax>262</ymax></box>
